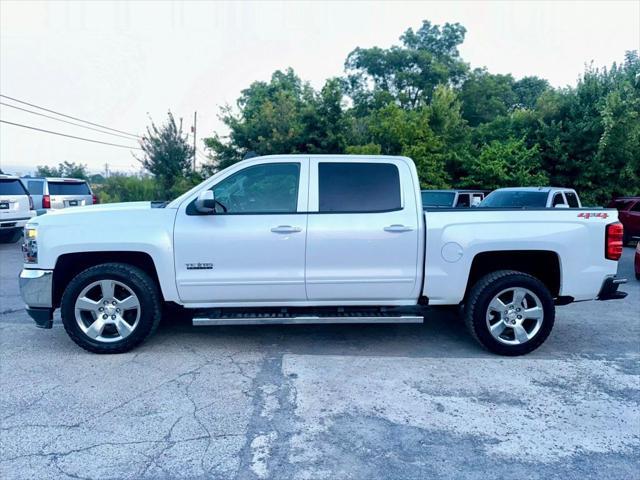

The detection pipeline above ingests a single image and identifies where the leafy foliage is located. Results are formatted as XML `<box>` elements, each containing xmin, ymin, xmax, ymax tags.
<box><xmin>136</xmin><ymin>111</ymin><xmax>194</xmax><ymax>200</ymax></box>
<box><xmin>35</xmin><ymin>161</ymin><xmax>88</xmax><ymax>179</ymax></box>
<box><xmin>203</xmin><ymin>21</ymin><xmax>638</xmax><ymax>206</ymax></box>
<box><xmin>81</xmin><ymin>20</ymin><xmax>637</xmax><ymax>206</ymax></box>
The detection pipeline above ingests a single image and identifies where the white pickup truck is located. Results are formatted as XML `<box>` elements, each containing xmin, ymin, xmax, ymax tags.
<box><xmin>19</xmin><ymin>155</ymin><xmax>627</xmax><ymax>355</ymax></box>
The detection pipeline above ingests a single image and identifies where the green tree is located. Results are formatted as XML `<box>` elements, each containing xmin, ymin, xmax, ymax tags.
<box><xmin>459</xmin><ymin>69</ymin><xmax>517</xmax><ymax>126</ymax></box>
<box><xmin>35</xmin><ymin>161</ymin><xmax>88</xmax><ymax>179</ymax></box>
<box><xmin>137</xmin><ymin>111</ymin><xmax>194</xmax><ymax>200</ymax></box>
<box><xmin>96</xmin><ymin>174</ymin><xmax>157</xmax><ymax>203</ymax></box>
<box><xmin>205</xmin><ymin>70</ymin><xmax>348</xmax><ymax>170</ymax></box>
<box><xmin>513</xmin><ymin>76</ymin><xmax>550</xmax><ymax>110</ymax></box>
<box><xmin>463</xmin><ymin>138</ymin><xmax>548</xmax><ymax>190</ymax></box>
<box><xmin>345</xmin><ymin>20</ymin><xmax>468</xmax><ymax>111</ymax></box>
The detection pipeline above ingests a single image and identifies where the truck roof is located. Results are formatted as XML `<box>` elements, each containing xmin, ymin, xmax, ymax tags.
<box><xmin>493</xmin><ymin>187</ymin><xmax>575</xmax><ymax>193</ymax></box>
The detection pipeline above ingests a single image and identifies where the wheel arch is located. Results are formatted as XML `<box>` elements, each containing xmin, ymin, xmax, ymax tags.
<box><xmin>464</xmin><ymin>250</ymin><xmax>561</xmax><ymax>300</ymax></box>
<box><xmin>53</xmin><ymin>251</ymin><xmax>163</xmax><ymax>308</ymax></box>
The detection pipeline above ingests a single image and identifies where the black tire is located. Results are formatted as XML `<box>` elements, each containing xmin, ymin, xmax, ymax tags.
<box><xmin>0</xmin><ymin>228</ymin><xmax>22</xmax><ymax>244</ymax></box>
<box><xmin>464</xmin><ymin>270</ymin><xmax>555</xmax><ymax>356</ymax></box>
<box><xmin>61</xmin><ymin>263</ymin><xmax>162</xmax><ymax>354</ymax></box>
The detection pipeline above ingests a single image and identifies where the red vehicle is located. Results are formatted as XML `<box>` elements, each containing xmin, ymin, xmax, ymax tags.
<box><xmin>608</xmin><ymin>197</ymin><xmax>640</xmax><ymax>244</ymax></box>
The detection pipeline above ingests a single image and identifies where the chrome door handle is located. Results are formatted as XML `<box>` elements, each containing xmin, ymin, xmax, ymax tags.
<box><xmin>270</xmin><ymin>225</ymin><xmax>302</xmax><ymax>234</ymax></box>
<box><xmin>384</xmin><ymin>224</ymin><xmax>414</xmax><ymax>233</ymax></box>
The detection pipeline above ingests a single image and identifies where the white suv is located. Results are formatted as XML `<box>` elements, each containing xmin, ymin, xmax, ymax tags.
<box><xmin>22</xmin><ymin>177</ymin><xmax>96</xmax><ymax>211</ymax></box>
<box><xmin>0</xmin><ymin>174</ymin><xmax>35</xmax><ymax>243</ymax></box>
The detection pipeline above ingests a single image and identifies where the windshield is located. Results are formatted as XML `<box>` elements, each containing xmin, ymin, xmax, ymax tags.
<box><xmin>480</xmin><ymin>191</ymin><xmax>548</xmax><ymax>208</ymax></box>
<box><xmin>48</xmin><ymin>181</ymin><xmax>91</xmax><ymax>195</ymax></box>
<box><xmin>421</xmin><ymin>191</ymin><xmax>456</xmax><ymax>207</ymax></box>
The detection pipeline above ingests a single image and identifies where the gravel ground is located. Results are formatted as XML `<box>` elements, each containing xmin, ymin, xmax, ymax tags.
<box><xmin>0</xmin><ymin>240</ymin><xmax>638</xmax><ymax>479</ymax></box>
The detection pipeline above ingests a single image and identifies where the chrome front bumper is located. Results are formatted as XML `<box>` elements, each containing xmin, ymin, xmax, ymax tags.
<box><xmin>19</xmin><ymin>269</ymin><xmax>53</xmax><ymax>308</ymax></box>
<box><xmin>19</xmin><ymin>269</ymin><xmax>54</xmax><ymax>328</ymax></box>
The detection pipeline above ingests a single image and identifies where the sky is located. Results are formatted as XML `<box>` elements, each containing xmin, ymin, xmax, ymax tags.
<box><xmin>1</xmin><ymin>0</ymin><xmax>639</xmax><ymax>175</ymax></box>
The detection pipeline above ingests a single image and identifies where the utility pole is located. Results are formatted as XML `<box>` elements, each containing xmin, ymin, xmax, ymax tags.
<box><xmin>192</xmin><ymin>111</ymin><xmax>197</xmax><ymax>171</ymax></box>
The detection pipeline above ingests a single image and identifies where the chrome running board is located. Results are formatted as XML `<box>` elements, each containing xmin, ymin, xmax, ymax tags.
<box><xmin>193</xmin><ymin>315</ymin><xmax>423</xmax><ymax>326</ymax></box>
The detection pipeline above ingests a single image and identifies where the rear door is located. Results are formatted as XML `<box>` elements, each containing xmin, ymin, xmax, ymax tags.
<box><xmin>47</xmin><ymin>180</ymin><xmax>92</xmax><ymax>208</ymax></box>
<box><xmin>305</xmin><ymin>158</ymin><xmax>420</xmax><ymax>302</ymax></box>
<box><xmin>0</xmin><ymin>178</ymin><xmax>30</xmax><ymax>222</ymax></box>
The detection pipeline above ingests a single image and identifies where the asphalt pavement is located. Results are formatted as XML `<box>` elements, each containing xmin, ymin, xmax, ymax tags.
<box><xmin>0</xmin><ymin>241</ymin><xmax>638</xmax><ymax>479</ymax></box>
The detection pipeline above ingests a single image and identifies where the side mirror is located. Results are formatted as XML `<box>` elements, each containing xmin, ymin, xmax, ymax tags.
<box><xmin>195</xmin><ymin>190</ymin><xmax>216</xmax><ymax>213</ymax></box>
<box><xmin>554</xmin><ymin>203</ymin><xmax>569</xmax><ymax>209</ymax></box>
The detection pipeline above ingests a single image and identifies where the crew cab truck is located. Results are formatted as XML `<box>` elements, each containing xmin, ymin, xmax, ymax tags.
<box><xmin>19</xmin><ymin>155</ymin><xmax>627</xmax><ymax>356</ymax></box>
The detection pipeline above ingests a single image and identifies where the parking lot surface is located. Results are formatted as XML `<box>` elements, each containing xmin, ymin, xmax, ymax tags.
<box><xmin>1</xmin><ymin>241</ymin><xmax>638</xmax><ymax>479</ymax></box>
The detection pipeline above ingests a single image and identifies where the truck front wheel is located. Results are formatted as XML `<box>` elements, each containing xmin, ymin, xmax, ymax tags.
<box><xmin>60</xmin><ymin>263</ymin><xmax>162</xmax><ymax>354</ymax></box>
<box><xmin>464</xmin><ymin>270</ymin><xmax>555</xmax><ymax>356</ymax></box>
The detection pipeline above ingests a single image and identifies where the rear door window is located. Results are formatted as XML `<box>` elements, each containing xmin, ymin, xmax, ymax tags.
<box><xmin>552</xmin><ymin>193</ymin><xmax>566</xmax><ymax>207</ymax></box>
<box><xmin>48</xmin><ymin>182</ymin><xmax>91</xmax><ymax>195</ymax></box>
<box><xmin>26</xmin><ymin>181</ymin><xmax>44</xmax><ymax>195</ymax></box>
<box><xmin>0</xmin><ymin>179</ymin><xmax>28</xmax><ymax>195</ymax></box>
<box><xmin>564</xmin><ymin>192</ymin><xmax>580</xmax><ymax>208</ymax></box>
<box><xmin>456</xmin><ymin>194</ymin><xmax>471</xmax><ymax>207</ymax></box>
<box><xmin>319</xmin><ymin>163</ymin><xmax>401</xmax><ymax>213</ymax></box>
<box><xmin>421</xmin><ymin>191</ymin><xmax>455</xmax><ymax>207</ymax></box>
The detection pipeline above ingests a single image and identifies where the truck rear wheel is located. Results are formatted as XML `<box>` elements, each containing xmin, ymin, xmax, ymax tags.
<box><xmin>60</xmin><ymin>263</ymin><xmax>162</xmax><ymax>354</ymax></box>
<box><xmin>464</xmin><ymin>270</ymin><xmax>555</xmax><ymax>356</ymax></box>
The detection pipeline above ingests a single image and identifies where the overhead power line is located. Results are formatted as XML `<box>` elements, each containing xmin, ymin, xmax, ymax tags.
<box><xmin>0</xmin><ymin>102</ymin><xmax>140</xmax><ymax>141</ymax></box>
<box><xmin>0</xmin><ymin>94</ymin><xmax>140</xmax><ymax>139</ymax></box>
<box><xmin>0</xmin><ymin>119</ymin><xmax>142</xmax><ymax>150</ymax></box>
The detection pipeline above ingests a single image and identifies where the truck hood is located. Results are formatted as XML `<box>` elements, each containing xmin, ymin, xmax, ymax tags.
<box><xmin>28</xmin><ymin>202</ymin><xmax>160</xmax><ymax>223</ymax></box>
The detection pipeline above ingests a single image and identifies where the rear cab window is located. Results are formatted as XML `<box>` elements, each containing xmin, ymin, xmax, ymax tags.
<box><xmin>480</xmin><ymin>191</ymin><xmax>548</xmax><ymax>208</ymax></box>
<box><xmin>318</xmin><ymin>162</ymin><xmax>401</xmax><ymax>213</ymax></box>
<box><xmin>48</xmin><ymin>181</ymin><xmax>91</xmax><ymax>195</ymax></box>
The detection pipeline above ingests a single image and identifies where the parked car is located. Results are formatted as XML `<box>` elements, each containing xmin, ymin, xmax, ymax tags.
<box><xmin>480</xmin><ymin>187</ymin><xmax>582</xmax><ymax>209</ymax></box>
<box><xmin>607</xmin><ymin>196</ymin><xmax>640</xmax><ymax>244</ymax></box>
<box><xmin>22</xmin><ymin>177</ymin><xmax>97</xmax><ymax>211</ymax></box>
<box><xmin>20</xmin><ymin>155</ymin><xmax>626</xmax><ymax>356</ymax></box>
<box><xmin>421</xmin><ymin>189</ymin><xmax>488</xmax><ymax>208</ymax></box>
<box><xmin>0</xmin><ymin>174</ymin><xmax>35</xmax><ymax>243</ymax></box>
<box><xmin>635</xmin><ymin>243</ymin><xmax>640</xmax><ymax>280</ymax></box>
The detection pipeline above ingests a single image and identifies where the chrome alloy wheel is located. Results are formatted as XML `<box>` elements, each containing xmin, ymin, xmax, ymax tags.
<box><xmin>485</xmin><ymin>287</ymin><xmax>544</xmax><ymax>345</ymax></box>
<box><xmin>74</xmin><ymin>280</ymin><xmax>141</xmax><ymax>343</ymax></box>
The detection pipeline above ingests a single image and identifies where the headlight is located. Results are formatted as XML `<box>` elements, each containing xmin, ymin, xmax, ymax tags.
<box><xmin>22</xmin><ymin>226</ymin><xmax>38</xmax><ymax>263</ymax></box>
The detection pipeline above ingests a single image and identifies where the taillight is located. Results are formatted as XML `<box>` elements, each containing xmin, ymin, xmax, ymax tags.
<box><xmin>605</xmin><ymin>222</ymin><xmax>624</xmax><ymax>261</ymax></box>
<box><xmin>42</xmin><ymin>195</ymin><xmax>50</xmax><ymax>209</ymax></box>
<box><xmin>28</xmin><ymin>195</ymin><xmax>34</xmax><ymax>210</ymax></box>
<box><xmin>92</xmin><ymin>193</ymin><xmax>98</xmax><ymax>204</ymax></box>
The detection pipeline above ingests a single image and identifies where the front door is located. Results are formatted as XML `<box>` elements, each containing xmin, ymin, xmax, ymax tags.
<box><xmin>174</xmin><ymin>160</ymin><xmax>308</xmax><ymax>304</ymax></box>
<box><xmin>305</xmin><ymin>158</ymin><xmax>421</xmax><ymax>302</ymax></box>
